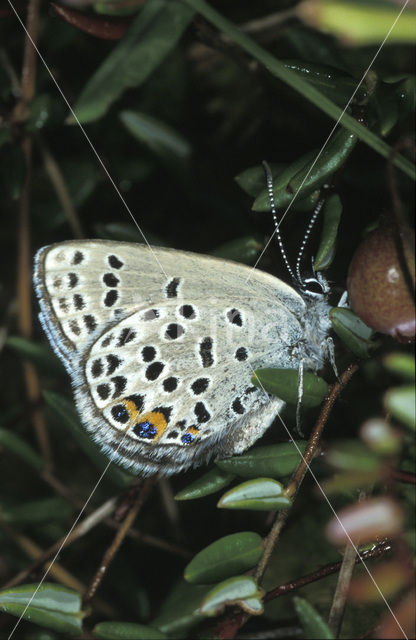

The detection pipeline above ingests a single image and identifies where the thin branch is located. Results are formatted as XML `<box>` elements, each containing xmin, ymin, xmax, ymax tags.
<box><xmin>255</xmin><ymin>362</ymin><xmax>360</xmax><ymax>584</ymax></box>
<box><xmin>215</xmin><ymin>362</ymin><xmax>360</xmax><ymax>640</ymax></box>
<box><xmin>38</xmin><ymin>136</ymin><xmax>84</xmax><ymax>238</ymax></box>
<box><xmin>83</xmin><ymin>477</ymin><xmax>155</xmax><ymax>604</ymax></box>
<box><xmin>327</xmin><ymin>541</ymin><xmax>357</xmax><ymax>636</ymax></box>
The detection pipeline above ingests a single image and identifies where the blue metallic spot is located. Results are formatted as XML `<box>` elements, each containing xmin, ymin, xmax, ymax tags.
<box><xmin>135</xmin><ymin>421</ymin><xmax>157</xmax><ymax>439</ymax></box>
<box><xmin>182</xmin><ymin>433</ymin><xmax>195</xmax><ymax>444</ymax></box>
<box><xmin>111</xmin><ymin>404</ymin><xmax>130</xmax><ymax>424</ymax></box>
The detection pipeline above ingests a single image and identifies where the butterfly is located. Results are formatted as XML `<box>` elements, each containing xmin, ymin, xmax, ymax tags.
<box><xmin>33</xmin><ymin>240</ymin><xmax>332</xmax><ymax>476</ymax></box>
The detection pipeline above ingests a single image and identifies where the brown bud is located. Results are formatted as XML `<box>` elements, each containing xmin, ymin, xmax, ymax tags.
<box><xmin>347</xmin><ymin>224</ymin><xmax>415</xmax><ymax>342</ymax></box>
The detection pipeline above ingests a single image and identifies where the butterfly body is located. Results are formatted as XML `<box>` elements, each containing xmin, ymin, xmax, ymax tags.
<box><xmin>34</xmin><ymin>240</ymin><xmax>331</xmax><ymax>476</ymax></box>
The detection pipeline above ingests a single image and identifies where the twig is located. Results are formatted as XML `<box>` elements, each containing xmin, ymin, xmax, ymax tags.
<box><xmin>83</xmin><ymin>477</ymin><xmax>155</xmax><ymax>604</ymax></box>
<box><xmin>327</xmin><ymin>541</ymin><xmax>357</xmax><ymax>636</ymax></box>
<box><xmin>14</xmin><ymin>0</ymin><xmax>53</xmax><ymax>469</ymax></box>
<box><xmin>263</xmin><ymin>541</ymin><xmax>391</xmax><ymax>604</ymax></box>
<box><xmin>255</xmin><ymin>362</ymin><xmax>360</xmax><ymax>584</ymax></box>
<box><xmin>38</xmin><ymin>136</ymin><xmax>84</xmax><ymax>238</ymax></box>
<box><xmin>1</xmin><ymin>497</ymin><xmax>117</xmax><ymax>591</ymax></box>
<box><xmin>215</xmin><ymin>362</ymin><xmax>360</xmax><ymax>639</ymax></box>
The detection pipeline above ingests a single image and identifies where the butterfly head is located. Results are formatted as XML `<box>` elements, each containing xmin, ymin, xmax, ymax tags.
<box><xmin>297</xmin><ymin>270</ymin><xmax>330</xmax><ymax>300</ymax></box>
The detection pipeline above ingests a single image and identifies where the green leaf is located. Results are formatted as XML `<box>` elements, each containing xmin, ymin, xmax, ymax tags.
<box><xmin>6</xmin><ymin>336</ymin><xmax>65</xmax><ymax>375</ymax></box>
<box><xmin>330</xmin><ymin>307</ymin><xmax>374</xmax><ymax>358</ymax></box>
<box><xmin>216</xmin><ymin>441</ymin><xmax>307</xmax><ymax>479</ymax></box>
<box><xmin>183</xmin><ymin>0</ymin><xmax>414</xmax><ymax>180</ymax></box>
<box><xmin>314</xmin><ymin>193</ymin><xmax>342</xmax><ymax>270</ymax></box>
<box><xmin>236</xmin><ymin>162</ymin><xmax>320</xmax><ymax>212</ymax></box>
<box><xmin>120</xmin><ymin>110</ymin><xmax>191</xmax><ymax>162</ymax></box>
<box><xmin>151</xmin><ymin>581</ymin><xmax>211</xmax><ymax>636</ymax></box>
<box><xmin>71</xmin><ymin>0</ymin><xmax>194</xmax><ymax>123</ymax></box>
<box><xmin>280</xmin><ymin>59</ymin><xmax>367</xmax><ymax>107</ymax></box>
<box><xmin>235</xmin><ymin>162</ymin><xmax>285</xmax><ymax>197</ymax></box>
<box><xmin>1</xmin><ymin>497</ymin><xmax>72</xmax><ymax>525</ymax></box>
<box><xmin>210</xmin><ymin>236</ymin><xmax>263</xmax><ymax>265</ymax></box>
<box><xmin>175</xmin><ymin>467</ymin><xmax>235</xmax><ymax>500</ymax></box>
<box><xmin>0</xmin><ymin>428</ymin><xmax>45</xmax><ymax>471</ymax></box>
<box><xmin>0</xmin><ymin>583</ymin><xmax>84</xmax><ymax>637</ymax></box>
<box><xmin>184</xmin><ymin>532</ymin><xmax>263</xmax><ymax>584</ymax></box>
<box><xmin>93</xmin><ymin>621</ymin><xmax>167</xmax><ymax>639</ymax></box>
<box><xmin>384</xmin><ymin>386</ymin><xmax>415</xmax><ymax>430</ymax></box>
<box><xmin>253</xmin><ymin>151</ymin><xmax>317</xmax><ymax>211</ymax></box>
<box><xmin>44</xmin><ymin>391</ymin><xmax>133</xmax><ymax>487</ymax></box>
<box><xmin>293</xmin><ymin>596</ymin><xmax>334</xmax><ymax>639</ymax></box>
<box><xmin>299</xmin><ymin>1</ymin><xmax>416</xmax><ymax>46</ymax></box>
<box><xmin>383</xmin><ymin>353</ymin><xmax>415</xmax><ymax>381</ymax></box>
<box><xmin>252</xmin><ymin>368</ymin><xmax>328</xmax><ymax>407</ymax></box>
<box><xmin>217</xmin><ymin>478</ymin><xmax>291</xmax><ymax>510</ymax></box>
<box><xmin>288</xmin><ymin>128</ymin><xmax>357</xmax><ymax>195</ymax></box>
<box><xmin>326</xmin><ymin>440</ymin><xmax>381</xmax><ymax>472</ymax></box>
<box><xmin>200</xmin><ymin>576</ymin><xmax>263</xmax><ymax>616</ymax></box>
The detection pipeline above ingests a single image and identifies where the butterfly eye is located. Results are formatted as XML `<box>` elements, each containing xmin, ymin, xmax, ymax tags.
<box><xmin>302</xmin><ymin>277</ymin><xmax>325</xmax><ymax>296</ymax></box>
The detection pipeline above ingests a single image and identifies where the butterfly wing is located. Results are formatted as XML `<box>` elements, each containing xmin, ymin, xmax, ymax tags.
<box><xmin>34</xmin><ymin>240</ymin><xmax>309</xmax><ymax>475</ymax></box>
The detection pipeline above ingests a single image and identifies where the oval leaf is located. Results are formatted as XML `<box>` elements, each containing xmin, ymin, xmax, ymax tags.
<box><xmin>288</xmin><ymin>128</ymin><xmax>357</xmax><ymax>195</ymax></box>
<box><xmin>184</xmin><ymin>532</ymin><xmax>263</xmax><ymax>584</ymax></box>
<box><xmin>175</xmin><ymin>468</ymin><xmax>235</xmax><ymax>501</ymax></box>
<box><xmin>330</xmin><ymin>307</ymin><xmax>374</xmax><ymax>358</ymax></box>
<box><xmin>252</xmin><ymin>151</ymin><xmax>316</xmax><ymax>211</ymax></box>
<box><xmin>151</xmin><ymin>581</ymin><xmax>211</xmax><ymax>637</ymax></box>
<box><xmin>71</xmin><ymin>0</ymin><xmax>193</xmax><ymax>123</ymax></box>
<box><xmin>326</xmin><ymin>440</ymin><xmax>381</xmax><ymax>472</ymax></box>
<box><xmin>314</xmin><ymin>193</ymin><xmax>342</xmax><ymax>271</ymax></box>
<box><xmin>200</xmin><ymin>576</ymin><xmax>263</xmax><ymax>617</ymax></box>
<box><xmin>1</xmin><ymin>497</ymin><xmax>73</xmax><ymax>525</ymax></box>
<box><xmin>215</xmin><ymin>441</ymin><xmax>307</xmax><ymax>479</ymax></box>
<box><xmin>0</xmin><ymin>428</ymin><xmax>45</xmax><ymax>471</ymax></box>
<box><xmin>93</xmin><ymin>621</ymin><xmax>167</xmax><ymax>639</ymax></box>
<box><xmin>217</xmin><ymin>478</ymin><xmax>291</xmax><ymax>510</ymax></box>
<box><xmin>0</xmin><ymin>583</ymin><xmax>84</xmax><ymax>637</ymax></box>
<box><xmin>383</xmin><ymin>353</ymin><xmax>415</xmax><ymax>380</ymax></box>
<box><xmin>252</xmin><ymin>368</ymin><xmax>328</xmax><ymax>407</ymax></box>
<box><xmin>293</xmin><ymin>596</ymin><xmax>334</xmax><ymax>639</ymax></box>
<box><xmin>210</xmin><ymin>236</ymin><xmax>263</xmax><ymax>265</ymax></box>
<box><xmin>384</xmin><ymin>386</ymin><xmax>415</xmax><ymax>430</ymax></box>
<box><xmin>120</xmin><ymin>110</ymin><xmax>191</xmax><ymax>161</ymax></box>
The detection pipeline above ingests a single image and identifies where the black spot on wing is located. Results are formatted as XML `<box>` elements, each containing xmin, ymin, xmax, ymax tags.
<box><xmin>104</xmin><ymin>290</ymin><xmax>118</xmax><ymax>307</ymax></box>
<box><xmin>106</xmin><ymin>354</ymin><xmax>122</xmax><ymax>374</ymax></box>
<box><xmin>141</xmin><ymin>346</ymin><xmax>156</xmax><ymax>362</ymax></box>
<box><xmin>194</xmin><ymin>402</ymin><xmax>210</xmax><ymax>423</ymax></box>
<box><xmin>103</xmin><ymin>273</ymin><xmax>120</xmax><ymax>287</ymax></box>
<box><xmin>72</xmin><ymin>251</ymin><xmax>84</xmax><ymax>265</ymax></box>
<box><xmin>227</xmin><ymin>308</ymin><xmax>243</xmax><ymax>327</ymax></box>
<box><xmin>84</xmin><ymin>314</ymin><xmax>97</xmax><ymax>333</ymax></box>
<box><xmin>108</xmin><ymin>254</ymin><xmax>123</xmax><ymax>269</ymax></box>
<box><xmin>117</xmin><ymin>328</ymin><xmax>136</xmax><ymax>347</ymax></box>
<box><xmin>199</xmin><ymin>337</ymin><xmax>214</xmax><ymax>368</ymax></box>
<box><xmin>68</xmin><ymin>272</ymin><xmax>79</xmax><ymax>288</ymax></box>
<box><xmin>165</xmin><ymin>277</ymin><xmax>180</xmax><ymax>298</ymax></box>
<box><xmin>112</xmin><ymin>376</ymin><xmax>127</xmax><ymax>398</ymax></box>
<box><xmin>165</xmin><ymin>323</ymin><xmax>185</xmax><ymax>340</ymax></box>
<box><xmin>163</xmin><ymin>377</ymin><xmax>178</xmax><ymax>392</ymax></box>
<box><xmin>73</xmin><ymin>294</ymin><xmax>85</xmax><ymax>310</ymax></box>
<box><xmin>145</xmin><ymin>362</ymin><xmax>165</xmax><ymax>381</ymax></box>
<box><xmin>179</xmin><ymin>304</ymin><xmax>196</xmax><ymax>319</ymax></box>
<box><xmin>191</xmin><ymin>378</ymin><xmax>209</xmax><ymax>395</ymax></box>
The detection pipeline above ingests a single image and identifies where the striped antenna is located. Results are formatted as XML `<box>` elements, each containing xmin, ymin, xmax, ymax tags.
<box><xmin>295</xmin><ymin>195</ymin><xmax>326</xmax><ymax>286</ymax></box>
<box><xmin>262</xmin><ymin>161</ymin><xmax>296</xmax><ymax>282</ymax></box>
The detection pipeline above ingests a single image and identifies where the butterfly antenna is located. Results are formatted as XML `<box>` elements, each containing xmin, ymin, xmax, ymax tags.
<box><xmin>262</xmin><ymin>161</ymin><xmax>295</xmax><ymax>281</ymax></box>
<box><xmin>295</xmin><ymin>194</ymin><xmax>326</xmax><ymax>285</ymax></box>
